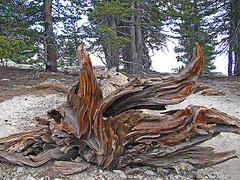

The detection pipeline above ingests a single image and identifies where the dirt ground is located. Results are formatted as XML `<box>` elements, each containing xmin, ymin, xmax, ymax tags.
<box><xmin>0</xmin><ymin>67</ymin><xmax>79</xmax><ymax>103</ymax></box>
<box><xmin>0</xmin><ymin>66</ymin><xmax>240</xmax><ymax>180</ymax></box>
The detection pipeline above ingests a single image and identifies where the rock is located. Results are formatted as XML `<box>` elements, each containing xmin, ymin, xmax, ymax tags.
<box><xmin>26</xmin><ymin>175</ymin><xmax>36</xmax><ymax>180</ymax></box>
<box><xmin>86</xmin><ymin>177</ymin><xmax>95</xmax><ymax>180</ymax></box>
<box><xmin>124</xmin><ymin>167</ymin><xmax>143</xmax><ymax>175</ymax></box>
<box><xmin>75</xmin><ymin>156</ymin><xmax>84</xmax><ymax>163</ymax></box>
<box><xmin>2</xmin><ymin>79</ymin><xmax>10</xmax><ymax>82</ymax></box>
<box><xmin>113</xmin><ymin>170</ymin><xmax>127</xmax><ymax>179</ymax></box>
<box><xmin>207</xmin><ymin>174</ymin><xmax>218</xmax><ymax>179</ymax></box>
<box><xmin>144</xmin><ymin>170</ymin><xmax>157</xmax><ymax>176</ymax></box>
<box><xmin>43</xmin><ymin>79</ymin><xmax>60</xmax><ymax>83</ymax></box>
<box><xmin>178</xmin><ymin>162</ymin><xmax>187</xmax><ymax>171</ymax></box>
<box><xmin>136</xmin><ymin>175</ymin><xmax>143</xmax><ymax>180</ymax></box>
<box><xmin>17</xmin><ymin>167</ymin><xmax>24</xmax><ymax>173</ymax></box>
<box><xmin>113</xmin><ymin>170</ymin><xmax>124</xmax><ymax>174</ymax></box>
<box><xmin>99</xmin><ymin>169</ymin><xmax>103</xmax><ymax>174</ymax></box>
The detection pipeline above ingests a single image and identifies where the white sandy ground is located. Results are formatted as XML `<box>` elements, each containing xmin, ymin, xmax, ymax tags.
<box><xmin>0</xmin><ymin>91</ymin><xmax>239</xmax><ymax>179</ymax></box>
<box><xmin>0</xmin><ymin>94</ymin><xmax>66</xmax><ymax>137</ymax></box>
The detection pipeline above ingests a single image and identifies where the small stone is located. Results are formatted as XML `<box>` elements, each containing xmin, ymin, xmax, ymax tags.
<box><xmin>26</xmin><ymin>175</ymin><xmax>36</xmax><ymax>180</ymax></box>
<box><xmin>2</xmin><ymin>79</ymin><xmax>10</xmax><ymax>82</ymax></box>
<box><xmin>113</xmin><ymin>170</ymin><xmax>127</xmax><ymax>179</ymax></box>
<box><xmin>208</xmin><ymin>174</ymin><xmax>217</xmax><ymax>179</ymax></box>
<box><xmin>120</xmin><ymin>173</ymin><xmax>127</xmax><ymax>179</ymax></box>
<box><xmin>44</xmin><ymin>79</ymin><xmax>59</xmax><ymax>82</ymax></box>
<box><xmin>178</xmin><ymin>162</ymin><xmax>187</xmax><ymax>171</ymax></box>
<box><xmin>174</xmin><ymin>175</ymin><xmax>180</xmax><ymax>179</ymax></box>
<box><xmin>155</xmin><ymin>178</ymin><xmax>164</xmax><ymax>180</ymax></box>
<box><xmin>17</xmin><ymin>167</ymin><xmax>24</xmax><ymax>173</ymax></box>
<box><xmin>38</xmin><ymin>178</ymin><xmax>44</xmax><ymax>180</ymax></box>
<box><xmin>75</xmin><ymin>156</ymin><xmax>83</xmax><ymax>163</ymax></box>
<box><xmin>144</xmin><ymin>170</ymin><xmax>157</xmax><ymax>176</ymax></box>
<box><xmin>99</xmin><ymin>169</ymin><xmax>103</xmax><ymax>174</ymax></box>
<box><xmin>124</xmin><ymin>167</ymin><xmax>143</xmax><ymax>175</ymax></box>
<box><xmin>113</xmin><ymin>170</ymin><xmax>123</xmax><ymax>174</ymax></box>
<box><xmin>54</xmin><ymin>178</ymin><xmax>64</xmax><ymax>180</ymax></box>
<box><xmin>86</xmin><ymin>177</ymin><xmax>95</xmax><ymax>180</ymax></box>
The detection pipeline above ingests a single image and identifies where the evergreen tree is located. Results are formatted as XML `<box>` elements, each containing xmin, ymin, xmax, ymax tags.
<box><xmin>0</xmin><ymin>0</ymin><xmax>42</xmax><ymax>65</ymax></box>
<box><xmin>170</xmin><ymin>0</ymin><xmax>218</xmax><ymax>71</ymax></box>
<box><xmin>56</xmin><ymin>0</ymin><xmax>86</xmax><ymax>67</ymax></box>
<box><xmin>0</xmin><ymin>0</ymin><xmax>86</xmax><ymax>70</ymax></box>
<box><xmin>85</xmin><ymin>0</ymin><xmax>168</xmax><ymax>73</ymax></box>
<box><xmin>212</xmin><ymin>0</ymin><xmax>240</xmax><ymax>76</ymax></box>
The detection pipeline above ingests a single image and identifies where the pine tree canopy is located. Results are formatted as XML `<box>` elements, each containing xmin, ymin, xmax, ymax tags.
<box><xmin>0</xmin><ymin>0</ymin><xmax>239</xmax><ymax>75</ymax></box>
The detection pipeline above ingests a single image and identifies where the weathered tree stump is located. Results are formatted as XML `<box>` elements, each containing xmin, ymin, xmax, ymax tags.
<box><xmin>0</xmin><ymin>43</ymin><xmax>239</xmax><ymax>175</ymax></box>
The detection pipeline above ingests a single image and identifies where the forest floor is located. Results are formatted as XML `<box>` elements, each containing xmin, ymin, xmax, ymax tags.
<box><xmin>0</xmin><ymin>66</ymin><xmax>240</xmax><ymax>180</ymax></box>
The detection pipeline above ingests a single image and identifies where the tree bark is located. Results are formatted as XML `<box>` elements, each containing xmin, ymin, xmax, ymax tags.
<box><xmin>0</xmin><ymin>43</ymin><xmax>240</xmax><ymax>174</ymax></box>
<box><xmin>228</xmin><ymin>38</ymin><xmax>233</xmax><ymax>76</ymax></box>
<box><xmin>44</xmin><ymin>0</ymin><xmax>57</xmax><ymax>72</ymax></box>
<box><xmin>135</xmin><ymin>1</ymin><xmax>144</xmax><ymax>70</ymax></box>
<box><xmin>107</xmin><ymin>14</ymin><xmax>119</xmax><ymax>70</ymax></box>
<box><xmin>128</xmin><ymin>2</ymin><xmax>142</xmax><ymax>74</ymax></box>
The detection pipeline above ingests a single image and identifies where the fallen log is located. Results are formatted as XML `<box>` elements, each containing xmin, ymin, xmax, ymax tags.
<box><xmin>17</xmin><ymin>81</ymin><xmax>71</xmax><ymax>93</ymax></box>
<box><xmin>0</xmin><ymin>43</ymin><xmax>239</xmax><ymax>175</ymax></box>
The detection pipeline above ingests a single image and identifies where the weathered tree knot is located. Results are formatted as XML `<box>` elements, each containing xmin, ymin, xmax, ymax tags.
<box><xmin>0</xmin><ymin>43</ymin><xmax>239</xmax><ymax>175</ymax></box>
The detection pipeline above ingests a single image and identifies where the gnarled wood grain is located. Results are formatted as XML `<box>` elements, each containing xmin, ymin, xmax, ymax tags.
<box><xmin>0</xmin><ymin>43</ymin><xmax>239</xmax><ymax>175</ymax></box>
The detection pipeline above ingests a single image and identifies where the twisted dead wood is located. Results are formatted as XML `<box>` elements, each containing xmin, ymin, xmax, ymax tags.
<box><xmin>0</xmin><ymin>43</ymin><xmax>240</xmax><ymax>174</ymax></box>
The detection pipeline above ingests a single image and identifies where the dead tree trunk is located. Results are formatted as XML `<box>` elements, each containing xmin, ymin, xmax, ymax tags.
<box><xmin>44</xmin><ymin>0</ymin><xmax>57</xmax><ymax>72</ymax></box>
<box><xmin>0</xmin><ymin>43</ymin><xmax>240</xmax><ymax>174</ymax></box>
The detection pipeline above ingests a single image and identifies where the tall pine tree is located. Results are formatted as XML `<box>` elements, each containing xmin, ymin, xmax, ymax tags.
<box><xmin>85</xmin><ymin>0</ymin><xmax>168</xmax><ymax>73</ymax></box>
<box><xmin>170</xmin><ymin>0</ymin><xmax>218</xmax><ymax>71</ymax></box>
<box><xmin>212</xmin><ymin>0</ymin><xmax>240</xmax><ymax>76</ymax></box>
<box><xmin>0</xmin><ymin>0</ymin><xmax>42</xmax><ymax>65</ymax></box>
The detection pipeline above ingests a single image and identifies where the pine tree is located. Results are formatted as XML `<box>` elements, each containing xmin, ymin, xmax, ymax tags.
<box><xmin>85</xmin><ymin>0</ymin><xmax>168</xmax><ymax>73</ymax></box>
<box><xmin>212</xmin><ymin>0</ymin><xmax>240</xmax><ymax>76</ymax></box>
<box><xmin>170</xmin><ymin>0</ymin><xmax>218</xmax><ymax>71</ymax></box>
<box><xmin>0</xmin><ymin>0</ymin><xmax>86</xmax><ymax>70</ymax></box>
<box><xmin>57</xmin><ymin>0</ymin><xmax>86</xmax><ymax>67</ymax></box>
<box><xmin>0</xmin><ymin>0</ymin><xmax>42</xmax><ymax>65</ymax></box>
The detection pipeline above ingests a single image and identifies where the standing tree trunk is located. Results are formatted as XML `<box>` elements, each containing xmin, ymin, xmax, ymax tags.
<box><xmin>129</xmin><ymin>2</ymin><xmax>142</xmax><ymax>74</ymax></box>
<box><xmin>135</xmin><ymin>1</ymin><xmax>144</xmax><ymax>70</ymax></box>
<box><xmin>228</xmin><ymin>37</ymin><xmax>233</xmax><ymax>76</ymax></box>
<box><xmin>107</xmin><ymin>14</ymin><xmax>119</xmax><ymax>70</ymax></box>
<box><xmin>0</xmin><ymin>43</ymin><xmax>240</xmax><ymax>174</ymax></box>
<box><xmin>230</xmin><ymin>0</ymin><xmax>240</xmax><ymax>76</ymax></box>
<box><xmin>44</xmin><ymin>0</ymin><xmax>57</xmax><ymax>72</ymax></box>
